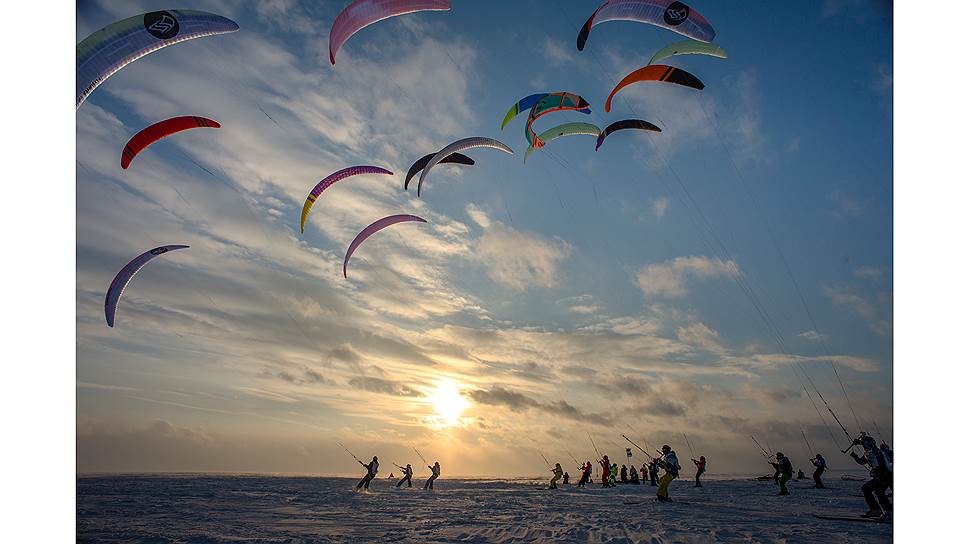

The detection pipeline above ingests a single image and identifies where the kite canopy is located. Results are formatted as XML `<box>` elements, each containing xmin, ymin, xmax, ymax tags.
<box><xmin>648</xmin><ymin>39</ymin><xmax>727</xmax><ymax>65</ymax></box>
<box><xmin>525</xmin><ymin>92</ymin><xmax>592</xmax><ymax>148</ymax></box>
<box><xmin>104</xmin><ymin>245</ymin><xmax>190</xmax><ymax>328</ymax></box>
<box><xmin>404</xmin><ymin>153</ymin><xmax>475</xmax><ymax>191</ymax></box>
<box><xmin>577</xmin><ymin>0</ymin><xmax>716</xmax><ymax>52</ymax></box>
<box><xmin>300</xmin><ymin>166</ymin><xmax>393</xmax><ymax>233</ymax></box>
<box><xmin>121</xmin><ymin>116</ymin><xmax>221</xmax><ymax>169</ymax></box>
<box><xmin>76</xmin><ymin>10</ymin><xmax>239</xmax><ymax>109</ymax></box>
<box><xmin>343</xmin><ymin>214</ymin><xmax>427</xmax><ymax>278</ymax></box>
<box><xmin>605</xmin><ymin>64</ymin><xmax>704</xmax><ymax>112</ymax></box>
<box><xmin>524</xmin><ymin>122</ymin><xmax>601</xmax><ymax>163</ymax></box>
<box><xmin>329</xmin><ymin>0</ymin><xmax>452</xmax><ymax>64</ymax></box>
<box><xmin>596</xmin><ymin>119</ymin><xmax>662</xmax><ymax>150</ymax></box>
<box><xmin>417</xmin><ymin>137</ymin><xmax>514</xmax><ymax>196</ymax></box>
<box><xmin>501</xmin><ymin>93</ymin><xmax>549</xmax><ymax>130</ymax></box>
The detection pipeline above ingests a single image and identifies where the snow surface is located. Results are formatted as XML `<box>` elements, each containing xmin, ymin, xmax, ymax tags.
<box><xmin>77</xmin><ymin>475</ymin><xmax>891</xmax><ymax>543</ymax></box>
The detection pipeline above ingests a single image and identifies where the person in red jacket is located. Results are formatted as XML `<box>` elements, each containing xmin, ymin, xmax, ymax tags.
<box><xmin>600</xmin><ymin>455</ymin><xmax>611</xmax><ymax>487</ymax></box>
<box><xmin>692</xmin><ymin>455</ymin><xmax>707</xmax><ymax>487</ymax></box>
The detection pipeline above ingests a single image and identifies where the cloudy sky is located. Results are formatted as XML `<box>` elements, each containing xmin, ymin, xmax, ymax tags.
<box><xmin>76</xmin><ymin>0</ymin><xmax>892</xmax><ymax>477</ymax></box>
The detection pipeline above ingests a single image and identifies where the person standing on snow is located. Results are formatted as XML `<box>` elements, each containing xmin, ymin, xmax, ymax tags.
<box><xmin>648</xmin><ymin>458</ymin><xmax>660</xmax><ymax>486</ymax></box>
<box><xmin>630</xmin><ymin>462</ymin><xmax>640</xmax><ymax>484</ymax></box>
<box><xmin>810</xmin><ymin>454</ymin><xmax>827</xmax><ymax>488</ymax></box>
<box><xmin>550</xmin><ymin>463</ymin><xmax>564</xmax><ymax>489</ymax></box>
<box><xmin>850</xmin><ymin>434</ymin><xmax>893</xmax><ymax>518</ymax></box>
<box><xmin>424</xmin><ymin>461</ymin><xmax>441</xmax><ymax>490</ymax></box>
<box><xmin>600</xmin><ymin>455</ymin><xmax>611</xmax><ymax>487</ymax></box>
<box><xmin>609</xmin><ymin>463</ymin><xmax>619</xmax><ymax>487</ymax></box>
<box><xmin>577</xmin><ymin>461</ymin><xmax>593</xmax><ymax>487</ymax></box>
<box><xmin>770</xmin><ymin>452</ymin><xmax>793</xmax><ymax>495</ymax></box>
<box><xmin>395</xmin><ymin>463</ymin><xmax>413</xmax><ymax>488</ymax></box>
<box><xmin>692</xmin><ymin>455</ymin><xmax>707</xmax><ymax>487</ymax></box>
<box><xmin>656</xmin><ymin>445</ymin><xmax>681</xmax><ymax>502</ymax></box>
<box><xmin>356</xmin><ymin>455</ymin><xmax>379</xmax><ymax>491</ymax></box>
<box><xmin>620</xmin><ymin>464</ymin><xmax>629</xmax><ymax>483</ymax></box>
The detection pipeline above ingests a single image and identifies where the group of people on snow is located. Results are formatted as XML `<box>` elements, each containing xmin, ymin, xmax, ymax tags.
<box><xmin>355</xmin><ymin>456</ymin><xmax>441</xmax><ymax>491</ymax></box>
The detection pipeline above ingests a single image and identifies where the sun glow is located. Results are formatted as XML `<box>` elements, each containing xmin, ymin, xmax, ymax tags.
<box><xmin>430</xmin><ymin>382</ymin><xmax>469</xmax><ymax>426</ymax></box>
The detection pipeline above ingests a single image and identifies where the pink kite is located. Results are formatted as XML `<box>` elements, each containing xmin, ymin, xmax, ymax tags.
<box><xmin>329</xmin><ymin>0</ymin><xmax>452</xmax><ymax>64</ymax></box>
<box><xmin>343</xmin><ymin>214</ymin><xmax>427</xmax><ymax>277</ymax></box>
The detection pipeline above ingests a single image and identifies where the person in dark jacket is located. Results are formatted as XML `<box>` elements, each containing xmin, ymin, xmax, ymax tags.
<box><xmin>770</xmin><ymin>452</ymin><xmax>793</xmax><ymax>495</ymax></box>
<box><xmin>395</xmin><ymin>463</ymin><xmax>413</xmax><ymax>488</ymax></box>
<box><xmin>851</xmin><ymin>434</ymin><xmax>892</xmax><ymax>518</ymax></box>
<box><xmin>692</xmin><ymin>455</ymin><xmax>707</xmax><ymax>487</ymax></box>
<box><xmin>356</xmin><ymin>456</ymin><xmax>379</xmax><ymax>490</ymax></box>
<box><xmin>810</xmin><ymin>454</ymin><xmax>827</xmax><ymax>488</ymax></box>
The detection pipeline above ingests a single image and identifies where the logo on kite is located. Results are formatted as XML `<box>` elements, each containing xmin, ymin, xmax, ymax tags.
<box><xmin>664</xmin><ymin>2</ymin><xmax>690</xmax><ymax>26</ymax></box>
<box><xmin>144</xmin><ymin>11</ymin><xmax>179</xmax><ymax>39</ymax></box>
<box><xmin>149</xmin><ymin>247</ymin><xmax>170</xmax><ymax>255</ymax></box>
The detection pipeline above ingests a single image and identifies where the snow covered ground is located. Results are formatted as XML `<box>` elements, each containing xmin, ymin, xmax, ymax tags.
<box><xmin>77</xmin><ymin>475</ymin><xmax>891</xmax><ymax>543</ymax></box>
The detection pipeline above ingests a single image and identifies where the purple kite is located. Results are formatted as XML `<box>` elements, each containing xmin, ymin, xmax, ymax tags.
<box><xmin>105</xmin><ymin>245</ymin><xmax>189</xmax><ymax>328</ymax></box>
<box><xmin>329</xmin><ymin>0</ymin><xmax>452</xmax><ymax>64</ymax></box>
<box><xmin>343</xmin><ymin>214</ymin><xmax>427</xmax><ymax>278</ymax></box>
<box><xmin>301</xmin><ymin>166</ymin><xmax>393</xmax><ymax>234</ymax></box>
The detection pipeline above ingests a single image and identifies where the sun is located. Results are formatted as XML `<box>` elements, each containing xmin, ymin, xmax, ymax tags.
<box><xmin>429</xmin><ymin>382</ymin><xmax>469</xmax><ymax>426</ymax></box>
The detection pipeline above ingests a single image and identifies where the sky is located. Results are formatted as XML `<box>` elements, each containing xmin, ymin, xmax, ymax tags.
<box><xmin>76</xmin><ymin>0</ymin><xmax>892</xmax><ymax>477</ymax></box>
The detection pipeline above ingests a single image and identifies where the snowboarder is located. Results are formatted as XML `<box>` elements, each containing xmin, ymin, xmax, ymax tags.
<box><xmin>550</xmin><ymin>463</ymin><xmax>563</xmax><ymax>489</ymax></box>
<box><xmin>770</xmin><ymin>452</ymin><xmax>793</xmax><ymax>495</ymax></box>
<box><xmin>850</xmin><ymin>434</ymin><xmax>892</xmax><ymax>518</ymax></box>
<box><xmin>424</xmin><ymin>461</ymin><xmax>440</xmax><ymax>490</ymax></box>
<box><xmin>356</xmin><ymin>455</ymin><xmax>379</xmax><ymax>491</ymax></box>
<box><xmin>810</xmin><ymin>454</ymin><xmax>827</xmax><ymax>488</ymax></box>
<box><xmin>656</xmin><ymin>445</ymin><xmax>680</xmax><ymax>501</ymax></box>
<box><xmin>395</xmin><ymin>463</ymin><xmax>413</xmax><ymax>488</ymax></box>
<box><xmin>692</xmin><ymin>455</ymin><xmax>707</xmax><ymax>487</ymax></box>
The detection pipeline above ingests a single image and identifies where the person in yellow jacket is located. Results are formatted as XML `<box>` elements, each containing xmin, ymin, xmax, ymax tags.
<box><xmin>549</xmin><ymin>463</ymin><xmax>563</xmax><ymax>489</ymax></box>
<box><xmin>656</xmin><ymin>445</ymin><xmax>681</xmax><ymax>502</ymax></box>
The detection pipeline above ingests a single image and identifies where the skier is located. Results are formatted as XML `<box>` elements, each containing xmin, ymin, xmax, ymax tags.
<box><xmin>600</xmin><ymin>455</ymin><xmax>611</xmax><ymax>487</ymax></box>
<box><xmin>620</xmin><ymin>464</ymin><xmax>629</xmax><ymax>483</ymax></box>
<box><xmin>395</xmin><ymin>463</ymin><xmax>413</xmax><ymax>488</ymax></box>
<box><xmin>692</xmin><ymin>455</ymin><xmax>707</xmax><ymax>487</ymax></box>
<box><xmin>850</xmin><ymin>434</ymin><xmax>893</xmax><ymax>518</ymax></box>
<box><xmin>550</xmin><ymin>463</ymin><xmax>563</xmax><ymax>489</ymax></box>
<box><xmin>648</xmin><ymin>458</ymin><xmax>660</xmax><ymax>486</ymax></box>
<box><xmin>810</xmin><ymin>454</ymin><xmax>827</xmax><ymax>488</ymax></box>
<box><xmin>577</xmin><ymin>461</ymin><xmax>592</xmax><ymax>487</ymax></box>
<box><xmin>770</xmin><ymin>452</ymin><xmax>793</xmax><ymax>495</ymax></box>
<box><xmin>356</xmin><ymin>455</ymin><xmax>379</xmax><ymax>491</ymax></box>
<box><xmin>424</xmin><ymin>461</ymin><xmax>441</xmax><ymax>490</ymax></box>
<box><xmin>656</xmin><ymin>445</ymin><xmax>680</xmax><ymax>502</ymax></box>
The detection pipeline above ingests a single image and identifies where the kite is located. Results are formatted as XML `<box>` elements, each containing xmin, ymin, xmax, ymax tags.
<box><xmin>605</xmin><ymin>64</ymin><xmax>704</xmax><ymax>112</ymax></box>
<box><xmin>121</xmin><ymin>116</ymin><xmax>221</xmax><ymax>169</ymax></box>
<box><xmin>648</xmin><ymin>39</ymin><xmax>727</xmax><ymax>65</ymax></box>
<box><xmin>343</xmin><ymin>214</ymin><xmax>427</xmax><ymax>277</ymax></box>
<box><xmin>501</xmin><ymin>93</ymin><xmax>549</xmax><ymax>130</ymax></box>
<box><xmin>301</xmin><ymin>166</ymin><xmax>393</xmax><ymax>233</ymax></box>
<box><xmin>596</xmin><ymin>119</ymin><xmax>662</xmax><ymax>150</ymax></box>
<box><xmin>417</xmin><ymin>137</ymin><xmax>514</xmax><ymax>196</ymax></box>
<box><xmin>524</xmin><ymin>122</ymin><xmax>601</xmax><ymax>163</ymax></box>
<box><xmin>525</xmin><ymin>92</ymin><xmax>592</xmax><ymax>148</ymax></box>
<box><xmin>577</xmin><ymin>0</ymin><xmax>715</xmax><ymax>52</ymax></box>
<box><xmin>77</xmin><ymin>10</ymin><xmax>239</xmax><ymax>109</ymax></box>
<box><xmin>104</xmin><ymin>245</ymin><xmax>190</xmax><ymax>328</ymax></box>
<box><xmin>404</xmin><ymin>153</ymin><xmax>475</xmax><ymax>191</ymax></box>
<box><xmin>329</xmin><ymin>0</ymin><xmax>452</xmax><ymax>64</ymax></box>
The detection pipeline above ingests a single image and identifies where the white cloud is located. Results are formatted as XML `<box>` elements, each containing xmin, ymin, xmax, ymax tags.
<box><xmin>796</xmin><ymin>330</ymin><xmax>826</xmax><ymax>342</ymax></box>
<box><xmin>854</xmin><ymin>266</ymin><xmax>883</xmax><ymax>281</ymax></box>
<box><xmin>474</xmin><ymin>222</ymin><xmax>571</xmax><ymax>291</ymax></box>
<box><xmin>676</xmin><ymin>322</ymin><xmax>725</xmax><ymax>354</ymax></box>
<box><xmin>652</xmin><ymin>197</ymin><xmax>670</xmax><ymax>219</ymax></box>
<box><xmin>823</xmin><ymin>285</ymin><xmax>877</xmax><ymax>320</ymax></box>
<box><xmin>636</xmin><ymin>256</ymin><xmax>740</xmax><ymax>298</ymax></box>
<box><xmin>465</xmin><ymin>203</ymin><xmax>491</xmax><ymax>228</ymax></box>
